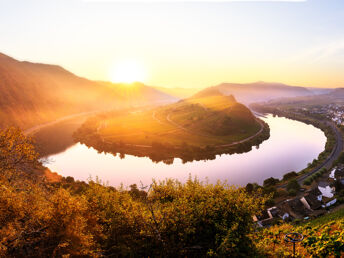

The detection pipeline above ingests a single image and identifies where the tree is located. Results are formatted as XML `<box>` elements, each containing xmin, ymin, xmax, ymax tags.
<box><xmin>146</xmin><ymin>177</ymin><xmax>268</xmax><ymax>256</ymax></box>
<box><xmin>246</xmin><ymin>183</ymin><xmax>254</xmax><ymax>193</ymax></box>
<box><xmin>263</xmin><ymin>177</ymin><xmax>279</xmax><ymax>187</ymax></box>
<box><xmin>282</xmin><ymin>171</ymin><xmax>298</xmax><ymax>181</ymax></box>
<box><xmin>0</xmin><ymin>127</ymin><xmax>39</xmax><ymax>173</ymax></box>
<box><xmin>286</xmin><ymin>179</ymin><xmax>300</xmax><ymax>192</ymax></box>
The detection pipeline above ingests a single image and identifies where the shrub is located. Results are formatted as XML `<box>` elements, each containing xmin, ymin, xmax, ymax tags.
<box><xmin>283</xmin><ymin>171</ymin><xmax>298</xmax><ymax>181</ymax></box>
<box><xmin>303</xmin><ymin>179</ymin><xmax>312</xmax><ymax>186</ymax></box>
<box><xmin>263</xmin><ymin>177</ymin><xmax>279</xmax><ymax>187</ymax></box>
<box><xmin>265</xmin><ymin>198</ymin><xmax>275</xmax><ymax>207</ymax></box>
<box><xmin>288</xmin><ymin>189</ymin><xmax>297</xmax><ymax>196</ymax></box>
<box><xmin>287</xmin><ymin>179</ymin><xmax>300</xmax><ymax>192</ymax></box>
<box><xmin>245</xmin><ymin>183</ymin><xmax>254</xmax><ymax>193</ymax></box>
<box><xmin>276</xmin><ymin>188</ymin><xmax>288</xmax><ymax>197</ymax></box>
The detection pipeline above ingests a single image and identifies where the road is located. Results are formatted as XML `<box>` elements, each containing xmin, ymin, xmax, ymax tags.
<box><xmin>216</xmin><ymin>118</ymin><xmax>264</xmax><ymax>147</ymax></box>
<box><xmin>24</xmin><ymin>111</ymin><xmax>98</xmax><ymax>135</ymax></box>
<box><xmin>278</xmin><ymin>121</ymin><xmax>343</xmax><ymax>188</ymax></box>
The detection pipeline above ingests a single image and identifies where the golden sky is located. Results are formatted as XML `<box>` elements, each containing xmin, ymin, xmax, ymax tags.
<box><xmin>1</xmin><ymin>0</ymin><xmax>344</xmax><ymax>88</ymax></box>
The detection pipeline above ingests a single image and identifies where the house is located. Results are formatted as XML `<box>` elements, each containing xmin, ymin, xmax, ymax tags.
<box><xmin>253</xmin><ymin>207</ymin><xmax>282</xmax><ymax>227</ymax></box>
<box><xmin>257</xmin><ymin>218</ymin><xmax>275</xmax><ymax>227</ymax></box>
<box><xmin>278</xmin><ymin>198</ymin><xmax>310</xmax><ymax>219</ymax></box>
<box><xmin>322</xmin><ymin>198</ymin><xmax>337</xmax><ymax>208</ymax></box>
<box><xmin>318</xmin><ymin>182</ymin><xmax>335</xmax><ymax>198</ymax></box>
<box><xmin>306</xmin><ymin>188</ymin><xmax>322</xmax><ymax>201</ymax></box>
<box><xmin>300</xmin><ymin>193</ymin><xmax>322</xmax><ymax>211</ymax></box>
<box><xmin>334</xmin><ymin>165</ymin><xmax>344</xmax><ymax>181</ymax></box>
<box><xmin>255</xmin><ymin>210</ymin><xmax>270</xmax><ymax>221</ymax></box>
<box><xmin>267</xmin><ymin>207</ymin><xmax>280</xmax><ymax>218</ymax></box>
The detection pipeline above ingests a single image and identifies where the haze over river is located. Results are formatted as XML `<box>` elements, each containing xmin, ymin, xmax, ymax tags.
<box><xmin>45</xmin><ymin>115</ymin><xmax>326</xmax><ymax>187</ymax></box>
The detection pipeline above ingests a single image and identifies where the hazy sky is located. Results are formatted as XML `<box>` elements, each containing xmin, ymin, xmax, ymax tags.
<box><xmin>1</xmin><ymin>0</ymin><xmax>344</xmax><ymax>88</ymax></box>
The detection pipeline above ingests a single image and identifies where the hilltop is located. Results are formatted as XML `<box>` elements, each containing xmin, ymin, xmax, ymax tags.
<box><xmin>74</xmin><ymin>91</ymin><xmax>269</xmax><ymax>162</ymax></box>
<box><xmin>208</xmin><ymin>81</ymin><xmax>312</xmax><ymax>104</ymax></box>
<box><xmin>0</xmin><ymin>53</ymin><xmax>175</xmax><ymax>129</ymax></box>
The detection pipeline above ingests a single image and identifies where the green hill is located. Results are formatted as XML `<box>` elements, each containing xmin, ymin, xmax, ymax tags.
<box><xmin>74</xmin><ymin>91</ymin><xmax>269</xmax><ymax>162</ymax></box>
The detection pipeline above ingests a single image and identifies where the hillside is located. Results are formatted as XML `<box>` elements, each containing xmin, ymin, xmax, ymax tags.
<box><xmin>0</xmin><ymin>53</ymin><xmax>174</xmax><ymax>129</ymax></box>
<box><xmin>255</xmin><ymin>207</ymin><xmax>344</xmax><ymax>257</ymax></box>
<box><xmin>74</xmin><ymin>91</ymin><xmax>270</xmax><ymax>162</ymax></box>
<box><xmin>210</xmin><ymin>81</ymin><xmax>312</xmax><ymax>104</ymax></box>
<box><xmin>87</xmin><ymin>91</ymin><xmax>260</xmax><ymax>145</ymax></box>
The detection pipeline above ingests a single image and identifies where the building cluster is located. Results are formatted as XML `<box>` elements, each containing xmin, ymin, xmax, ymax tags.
<box><xmin>300</xmin><ymin>104</ymin><xmax>344</xmax><ymax>125</ymax></box>
<box><xmin>254</xmin><ymin>165</ymin><xmax>344</xmax><ymax>227</ymax></box>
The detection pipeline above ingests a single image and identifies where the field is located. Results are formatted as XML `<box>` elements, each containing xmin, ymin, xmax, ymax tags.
<box><xmin>97</xmin><ymin>95</ymin><xmax>262</xmax><ymax>148</ymax></box>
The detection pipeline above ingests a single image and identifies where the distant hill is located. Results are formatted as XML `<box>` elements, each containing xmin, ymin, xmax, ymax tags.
<box><xmin>329</xmin><ymin>88</ymin><xmax>344</xmax><ymax>97</ymax></box>
<box><xmin>192</xmin><ymin>87</ymin><xmax>236</xmax><ymax>101</ymax></box>
<box><xmin>153</xmin><ymin>86</ymin><xmax>201</xmax><ymax>99</ymax></box>
<box><xmin>209</xmin><ymin>81</ymin><xmax>312</xmax><ymax>104</ymax></box>
<box><xmin>0</xmin><ymin>53</ymin><xmax>175</xmax><ymax>129</ymax></box>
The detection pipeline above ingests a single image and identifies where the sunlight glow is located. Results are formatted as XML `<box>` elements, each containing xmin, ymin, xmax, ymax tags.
<box><xmin>110</xmin><ymin>60</ymin><xmax>146</xmax><ymax>83</ymax></box>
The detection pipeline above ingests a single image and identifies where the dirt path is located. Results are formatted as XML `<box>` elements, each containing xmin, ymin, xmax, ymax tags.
<box><xmin>216</xmin><ymin>118</ymin><xmax>264</xmax><ymax>147</ymax></box>
<box><xmin>164</xmin><ymin>110</ymin><xmax>264</xmax><ymax>146</ymax></box>
<box><xmin>24</xmin><ymin>111</ymin><xmax>98</xmax><ymax>136</ymax></box>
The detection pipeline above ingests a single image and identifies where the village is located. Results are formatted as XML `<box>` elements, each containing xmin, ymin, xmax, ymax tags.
<box><xmin>299</xmin><ymin>103</ymin><xmax>344</xmax><ymax>126</ymax></box>
<box><xmin>254</xmin><ymin>164</ymin><xmax>344</xmax><ymax>227</ymax></box>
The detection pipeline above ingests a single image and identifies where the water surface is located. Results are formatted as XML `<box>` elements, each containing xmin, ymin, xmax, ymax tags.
<box><xmin>46</xmin><ymin>115</ymin><xmax>326</xmax><ymax>187</ymax></box>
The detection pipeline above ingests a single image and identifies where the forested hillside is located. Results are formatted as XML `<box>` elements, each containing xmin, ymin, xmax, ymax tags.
<box><xmin>0</xmin><ymin>53</ymin><xmax>174</xmax><ymax>129</ymax></box>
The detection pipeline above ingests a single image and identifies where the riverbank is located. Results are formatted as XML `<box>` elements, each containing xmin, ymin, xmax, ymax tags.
<box><xmin>45</xmin><ymin>114</ymin><xmax>325</xmax><ymax>187</ymax></box>
<box><xmin>73</xmin><ymin>116</ymin><xmax>270</xmax><ymax>164</ymax></box>
<box><xmin>252</xmin><ymin>106</ymin><xmax>341</xmax><ymax>186</ymax></box>
<box><xmin>248</xmin><ymin>104</ymin><xmax>343</xmax><ymax>212</ymax></box>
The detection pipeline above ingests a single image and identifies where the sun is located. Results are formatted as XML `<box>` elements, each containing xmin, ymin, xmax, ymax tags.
<box><xmin>110</xmin><ymin>60</ymin><xmax>146</xmax><ymax>84</ymax></box>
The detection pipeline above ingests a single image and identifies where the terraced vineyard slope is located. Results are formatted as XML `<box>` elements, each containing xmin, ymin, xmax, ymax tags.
<box><xmin>74</xmin><ymin>89</ymin><xmax>270</xmax><ymax>163</ymax></box>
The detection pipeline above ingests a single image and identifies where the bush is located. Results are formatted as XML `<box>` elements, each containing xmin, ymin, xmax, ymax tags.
<box><xmin>303</xmin><ymin>179</ymin><xmax>312</xmax><ymax>186</ymax></box>
<box><xmin>287</xmin><ymin>179</ymin><xmax>300</xmax><ymax>192</ymax></box>
<box><xmin>288</xmin><ymin>189</ymin><xmax>297</xmax><ymax>196</ymax></box>
<box><xmin>320</xmin><ymin>168</ymin><xmax>327</xmax><ymax>174</ymax></box>
<box><xmin>283</xmin><ymin>171</ymin><xmax>298</xmax><ymax>181</ymax></box>
<box><xmin>265</xmin><ymin>198</ymin><xmax>275</xmax><ymax>207</ymax></box>
<box><xmin>263</xmin><ymin>177</ymin><xmax>279</xmax><ymax>187</ymax></box>
<box><xmin>245</xmin><ymin>183</ymin><xmax>254</xmax><ymax>193</ymax></box>
<box><xmin>276</xmin><ymin>188</ymin><xmax>288</xmax><ymax>197</ymax></box>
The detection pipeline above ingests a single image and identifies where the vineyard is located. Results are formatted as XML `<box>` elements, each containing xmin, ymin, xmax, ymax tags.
<box><xmin>254</xmin><ymin>208</ymin><xmax>344</xmax><ymax>257</ymax></box>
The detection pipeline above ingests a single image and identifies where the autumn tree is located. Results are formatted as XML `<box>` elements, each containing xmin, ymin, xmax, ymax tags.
<box><xmin>0</xmin><ymin>127</ymin><xmax>39</xmax><ymax>174</ymax></box>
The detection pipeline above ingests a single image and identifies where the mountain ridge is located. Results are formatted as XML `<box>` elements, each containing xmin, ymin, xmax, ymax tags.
<box><xmin>0</xmin><ymin>52</ymin><xmax>175</xmax><ymax>129</ymax></box>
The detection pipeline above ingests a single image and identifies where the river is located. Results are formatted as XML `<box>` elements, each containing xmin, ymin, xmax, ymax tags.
<box><xmin>44</xmin><ymin>114</ymin><xmax>326</xmax><ymax>187</ymax></box>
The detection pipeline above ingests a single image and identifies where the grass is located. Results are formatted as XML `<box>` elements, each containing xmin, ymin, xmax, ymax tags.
<box><xmin>97</xmin><ymin>95</ymin><xmax>261</xmax><ymax>148</ymax></box>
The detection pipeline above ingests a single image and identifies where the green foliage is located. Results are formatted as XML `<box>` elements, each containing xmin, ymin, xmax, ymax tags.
<box><xmin>263</xmin><ymin>177</ymin><xmax>279</xmax><ymax>187</ymax></box>
<box><xmin>283</xmin><ymin>171</ymin><xmax>298</xmax><ymax>181</ymax></box>
<box><xmin>0</xmin><ymin>173</ymin><xmax>268</xmax><ymax>257</ymax></box>
<box><xmin>276</xmin><ymin>188</ymin><xmax>288</xmax><ymax>197</ymax></box>
<box><xmin>303</xmin><ymin>168</ymin><xmax>327</xmax><ymax>186</ymax></box>
<box><xmin>303</xmin><ymin>178</ymin><xmax>312</xmax><ymax>186</ymax></box>
<box><xmin>287</xmin><ymin>179</ymin><xmax>300</xmax><ymax>192</ymax></box>
<box><xmin>288</xmin><ymin>188</ymin><xmax>297</xmax><ymax>196</ymax></box>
